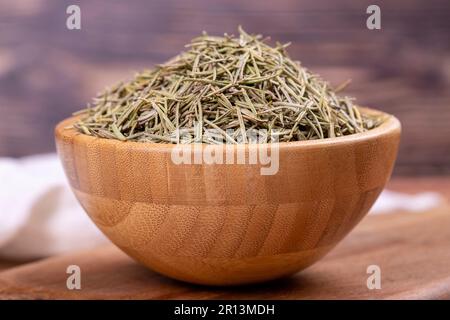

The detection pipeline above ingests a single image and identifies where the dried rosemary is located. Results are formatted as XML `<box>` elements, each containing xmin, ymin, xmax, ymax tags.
<box><xmin>73</xmin><ymin>27</ymin><xmax>382</xmax><ymax>144</ymax></box>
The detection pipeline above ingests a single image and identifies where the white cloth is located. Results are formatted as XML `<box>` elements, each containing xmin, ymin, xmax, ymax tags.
<box><xmin>370</xmin><ymin>190</ymin><xmax>443</xmax><ymax>214</ymax></box>
<box><xmin>0</xmin><ymin>154</ymin><xmax>108</xmax><ymax>259</ymax></box>
<box><xmin>0</xmin><ymin>153</ymin><xmax>444</xmax><ymax>259</ymax></box>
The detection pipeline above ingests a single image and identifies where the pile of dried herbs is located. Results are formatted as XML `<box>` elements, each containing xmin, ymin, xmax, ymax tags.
<box><xmin>73</xmin><ymin>27</ymin><xmax>382</xmax><ymax>144</ymax></box>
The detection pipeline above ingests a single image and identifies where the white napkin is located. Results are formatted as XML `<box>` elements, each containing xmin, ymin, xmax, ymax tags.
<box><xmin>0</xmin><ymin>154</ymin><xmax>108</xmax><ymax>259</ymax></box>
<box><xmin>0</xmin><ymin>153</ymin><xmax>444</xmax><ymax>259</ymax></box>
<box><xmin>370</xmin><ymin>189</ymin><xmax>443</xmax><ymax>214</ymax></box>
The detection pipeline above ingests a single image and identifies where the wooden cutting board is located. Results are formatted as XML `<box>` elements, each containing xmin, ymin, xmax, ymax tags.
<box><xmin>1</xmin><ymin>204</ymin><xmax>449</xmax><ymax>300</ymax></box>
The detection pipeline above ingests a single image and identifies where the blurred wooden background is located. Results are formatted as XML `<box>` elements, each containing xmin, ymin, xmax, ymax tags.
<box><xmin>0</xmin><ymin>0</ymin><xmax>449</xmax><ymax>175</ymax></box>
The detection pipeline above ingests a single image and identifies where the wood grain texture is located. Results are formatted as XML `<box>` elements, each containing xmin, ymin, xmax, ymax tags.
<box><xmin>0</xmin><ymin>206</ymin><xmax>449</xmax><ymax>300</ymax></box>
<box><xmin>54</xmin><ymin>108</ymin><xmax>400</xmax><ymax>285</ymax></box>
<box><xmin>0</xmin><ymin>0</ymin><xmax>449</xmax><ymax>174</ymax></box>
<box><xmin>0</xmin><ymin>177</ymin><xmax>440</xmax><ymax>273</ymax></box>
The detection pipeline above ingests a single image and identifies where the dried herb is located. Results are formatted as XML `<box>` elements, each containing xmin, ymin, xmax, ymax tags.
<box><xmin>73</xmin><ymin>27</ymin><xmax>382</xmax><ymax>144</ymax></box>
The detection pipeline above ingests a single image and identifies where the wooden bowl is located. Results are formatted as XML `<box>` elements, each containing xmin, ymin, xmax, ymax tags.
<box><xmin>55</xmin><ymin>107</ymin><xmax>401</xmax><ymax>285</ymax></box>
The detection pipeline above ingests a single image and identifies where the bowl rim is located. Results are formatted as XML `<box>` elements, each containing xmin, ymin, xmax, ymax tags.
<box><xmin>55</xmin><ymin>106</ymin><xmax>401</xmax><ymax>151</ymax></box>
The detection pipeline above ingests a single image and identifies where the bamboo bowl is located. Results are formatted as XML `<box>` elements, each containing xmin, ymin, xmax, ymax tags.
<box><xmin>55</xmin><ymin>107</ymin><xmax>400</xmax><ymax>285</ymax></box>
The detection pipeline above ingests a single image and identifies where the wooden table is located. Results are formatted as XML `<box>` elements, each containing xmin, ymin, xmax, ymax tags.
<box><xmin>0</xmin><ymin>177</ymin><xmax>449</xmax><ymax>299</ymax></box>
